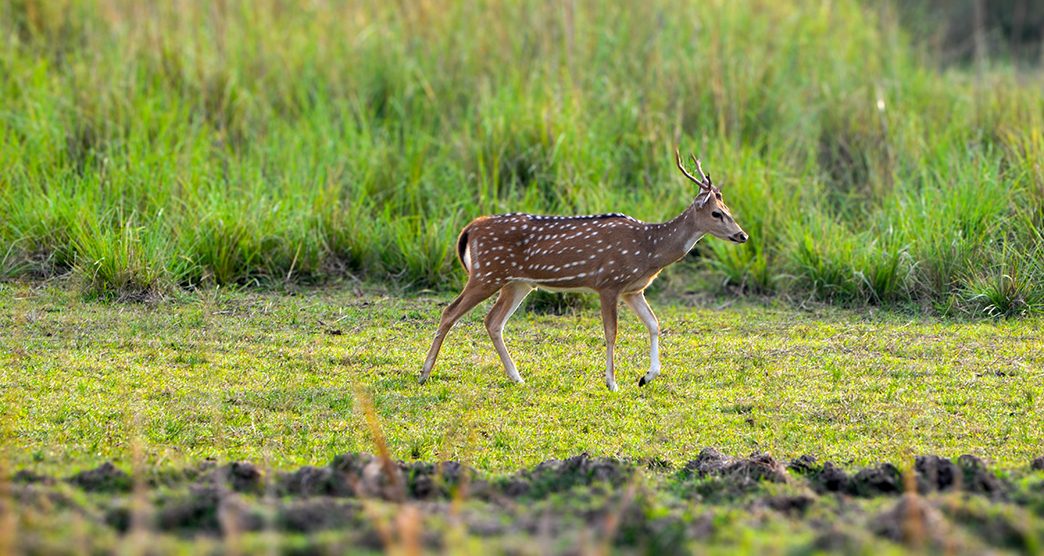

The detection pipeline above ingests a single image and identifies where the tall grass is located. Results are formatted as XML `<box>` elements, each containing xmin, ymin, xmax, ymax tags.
<box><xmin>0</xmin><ymin>0</ymin><xmax>1042</xmax><ymax>313</ymax></box>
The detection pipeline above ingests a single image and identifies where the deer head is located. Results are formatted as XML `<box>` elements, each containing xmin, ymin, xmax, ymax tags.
<box><xmin>675</xmin><ymin>149</ymin><xmax>748</xmax><ymax>244</ymax></box>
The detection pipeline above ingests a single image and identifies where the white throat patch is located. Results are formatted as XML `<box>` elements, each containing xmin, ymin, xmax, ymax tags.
<box><xmin>684</xmin><ymin>231</ymin><xmax>706</xmax><ymax>253</ymax></box>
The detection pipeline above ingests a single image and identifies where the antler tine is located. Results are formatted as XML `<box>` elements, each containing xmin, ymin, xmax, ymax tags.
<box><xmin>690</xmin><ymin>154</ymin><xmax>712</xmax><ymax>189</ymax></box>
<box><xmin>675</xmin><ymin>148</ymin><xmax>708</xmax><ymax>188</ymax></box>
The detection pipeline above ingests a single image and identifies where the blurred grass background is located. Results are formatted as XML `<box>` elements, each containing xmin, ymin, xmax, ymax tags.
<box><xmin>0</xmin><ymin>0</ymin><xmax>1042</xmax><ymax>315</ymax></box>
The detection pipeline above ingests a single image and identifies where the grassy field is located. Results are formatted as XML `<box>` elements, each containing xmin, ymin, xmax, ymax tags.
<box><xmin>3</xmin><ymin>283</ymin><xmax>1042</xmax><ymax>472</ymax></box>
<box><xmin>3</xmin><ymin>283</ymin><xmax>1043</xmax><ymax>553</ymax></box>
<box><xmin>1</xmin><ymin>0</ymin><xmax>1043</xmax><ymax>314</ymax></box>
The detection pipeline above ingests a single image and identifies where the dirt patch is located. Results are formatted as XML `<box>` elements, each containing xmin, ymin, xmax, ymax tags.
<box><xmin>67</xmin><ymin>462</ymin><xmax>131</xmax><ymax>493</ymax></box>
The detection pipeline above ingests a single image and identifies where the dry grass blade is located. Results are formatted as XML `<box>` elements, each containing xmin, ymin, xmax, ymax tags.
<box><xmin>353</xmin><ymin>385</ymin><xmax>422</xmax><ymax>556</ymax></box>
<box><xmin>121</xmin><ymin>412</ymin><xmax>154</xmax><ymax>556</ymax></box>
<box><xmin>900</xmin><ymin>458</ymin><xmax>925</xmax><ymax>549</ymax></box>
<box><xmin>592</xmin><ymin>474</ymin><xmax>640</xmax><ymax>556</ymax></box>
<box><xmin>353</xmin><ymin>385</ymin><xmax>405</xmax><ymax>502</ymax></box>
<box><xmin>0</xmin><ymin>461</ymin><xmax>15</xmax><ymax>556</ymax></box>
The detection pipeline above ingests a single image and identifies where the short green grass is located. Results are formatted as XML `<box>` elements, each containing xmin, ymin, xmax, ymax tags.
<box><xmin>3</xmin><ymin>283</ymin><xmax>1041</xmax><ymax>475</ymax></box>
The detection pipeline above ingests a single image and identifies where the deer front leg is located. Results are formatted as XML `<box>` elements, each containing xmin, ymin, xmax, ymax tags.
<box><xmin>599</xmin><ymin>290</ymin><xmax>620</xmax><ymax>392</ymax></box>
<box><xmin>623</xmin><ymin>292</ymin><xmax>660</xmax><ymax>386</ymax></box>
<box><xmin>420</xmin><ymin>281</ymin><xmax>496</xmax><ymax>383</ymax></box>
<box><xmin>484</xmin><ymin>282</ymin><xmax>532</xmax><ymax>384</ymax></box>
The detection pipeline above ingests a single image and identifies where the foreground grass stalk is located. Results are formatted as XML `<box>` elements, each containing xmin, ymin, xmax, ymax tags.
<box><xmin>355</xmin><ymin>385</ymin><xmax>422</xmax><ymax>556</ymax></box>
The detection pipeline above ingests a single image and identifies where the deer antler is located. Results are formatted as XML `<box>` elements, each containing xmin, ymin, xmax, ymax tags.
<box><xmin>674</xmin><ymin>148</ymin><xmax>713</xmax><ymax>190</ymax></box>
<box><xmin>690</xmin><ymin>154</ymin><xmax>713</xmax><ymax>188</ymax></box>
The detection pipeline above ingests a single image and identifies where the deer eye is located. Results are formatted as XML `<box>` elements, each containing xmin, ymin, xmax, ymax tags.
<box><xmin>712</xmin><ymin>211</ymin><xmax>723</xmax><ymax>220</ymax></box>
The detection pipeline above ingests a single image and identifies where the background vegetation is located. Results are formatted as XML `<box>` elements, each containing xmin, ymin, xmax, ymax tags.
<box><xmin>1</xmin><ymin>0</ymin><xmax>1043</xmax><ymax>315</ymax></box>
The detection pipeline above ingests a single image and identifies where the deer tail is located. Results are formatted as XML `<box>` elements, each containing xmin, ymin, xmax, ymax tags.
<box><xmin>456</xmin><ymin>224</ymin><xmax>472</xmax><ymax>273</ymax></box>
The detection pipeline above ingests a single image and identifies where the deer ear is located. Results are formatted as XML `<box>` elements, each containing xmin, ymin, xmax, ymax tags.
<box><xmin>694</xmin><ymin>191</ymin><xmax>712</xmax><ymax>208</ymax></box>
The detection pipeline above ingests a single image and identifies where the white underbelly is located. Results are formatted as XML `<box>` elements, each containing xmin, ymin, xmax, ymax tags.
<box><xmin>511</xmin><ymin>280</ymin><xmax>595</xmax><ymax>294</ymax></box>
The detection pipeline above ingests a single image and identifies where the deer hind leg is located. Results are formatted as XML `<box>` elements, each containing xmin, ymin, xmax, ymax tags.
<box><xmin>419</xmin><ymin>280</ymin><xmax>496</xmax><ymax>384</ymax></box>
<box><xmin>623</xmin><ymin>292</ymin><xmax>661</xmax><ymax>387</ymax></box>
<box><xmin>599</xmin><ymin>290</ymin><xmax>621</xmax><ymax>392</ymax></box>
<box><xmin>484</xmin><ymin>282</ymin><xmax>532</xmax><ymax>384</ymax></box>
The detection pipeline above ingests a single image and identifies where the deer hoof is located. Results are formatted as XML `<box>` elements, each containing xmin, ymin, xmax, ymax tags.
<box><xmin>638</xmin><ymin>376</ymin><xmax>648</xmax><ymax>387</ymax></box>
<box><xmin>418</xmin><ymin>374</ymin><xmax>429</xmax><ymax>385</ymax></box>
<box><xmin>606</xmin><ymin>381</ymin><xmax>619</xmax><ymax>392</ymax></box>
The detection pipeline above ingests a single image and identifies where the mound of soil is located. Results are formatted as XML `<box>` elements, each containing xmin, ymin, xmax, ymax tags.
<box><xmin>943</xmin><ymin>497</ymin><xmax>1037</xmax><ymax>551</ymax></box>
<box><xmin>811</xmin><ymin>525</ymin><xmax>865</xmax><ymax>553</ymax></box>
<box><xmin>787</xmin><ymin>454</ymin><xmax>819</xmax><ymax>475</ymax></box>
<box><xmin>402</xmin><ymin>460</ymin><xmax>483</xmax><ymax>499</ymax></box>
<box><xmin>334</xmin><ymin>453</ymin><xmax>408</xmax><ymax>500</ymax></box>
<box><xmin>914</xmin><ymin>455</ymin><xmax>960</xmax><ymax>492</ymax></box>
<box><xmin>279</xmin><ymin>465</ymin><xmax>337</xmax><ymax>497</ymax></box>
<box><xmin>871</xmin><ymin>493</ymin><xmax>950</xmax><ymax>548</ymax></box>
<box><xmin>11</xmin><ymin>470</ymin><xmax>54</xmax><ymax>485</ymax></box>
<box><xmin>683</xmin><ymin>448</ymin><xmax>788</xmax><ymax>485</ymax></box>
<box><xmin>67</xmin><ymin>462</ymin><xmax>131</xmax><ymax>493</ymax></box>
<box><xmin>815</xmin><ymin>462</ymin><xmax>852</xmax><ymax>493</ymax></box>
<box><xmin>956</xmin><ymin>455</ymin><xmax>1008</xmax><ymax>499</ymax></box>
<box><xmin>277</xmin><ymin>498</ymin><xmax>361</xmax><ymax>533</ymax></box>
<box><xmin>156</xmin><ymin>484</ymin><xmax>263</xmax><ymax>533</ymax></box>
<box><xmin>761</xmin><ymin>494</ymin><xmax>816</xmax><ymax>516</ymax></box>
<box><xmin>223</xmin><ymin>461</ymin><xmax>263</xmax><ymax>494</ymax></box>
<box><xmin>273</xmin><ymin>453</ymin><xmax>398</xmax><ymax>499</ymax></box>
<box><xmin>613</xmin><ymin>500</ymin><xmax>688</xmax><ymax>555</ymax></box>
<box><xmin>787</xmin><ymin>455</ymin><xmax>848</xmax><ymax>493</ymax></box>
<box><xmin>10</xmin><ymin>449</ymin><xmax>1044</xmax><ymax>554</ymax></box>
<box><xmin>503</xmin><ymin>453</ymin><xmax>633</xmax><ymax>498</ymax></box>
<box><xmin>802</xmin><ymin>455</ymin><xmax>1008</xmax><ymax>499</ymax></box>
<box><xmin>276</xmin><ymin>454</ymin><xmax>478</xmax><ymax>501</ymax></box>
<box><xmin>849</xmin><ymin>463</ymin><xmax>903</xmax><ymax>497</ymax></box>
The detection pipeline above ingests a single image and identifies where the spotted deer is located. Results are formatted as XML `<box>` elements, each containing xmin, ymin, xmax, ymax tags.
<box><xmin>419</xmin><ymin>150</ymin><xmax>748</xmax><ymax>391</ymax></box>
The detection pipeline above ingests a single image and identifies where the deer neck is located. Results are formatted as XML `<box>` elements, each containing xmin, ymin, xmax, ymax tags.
<box><xmin>651</xmin><ymin>200</ymin><xmax>707</xmax><ymax>266</ymax></box>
